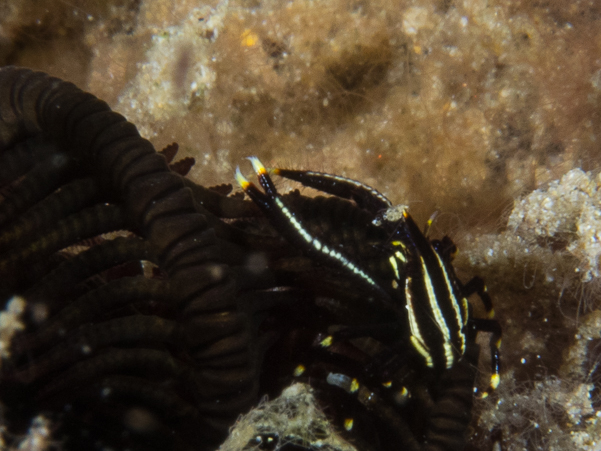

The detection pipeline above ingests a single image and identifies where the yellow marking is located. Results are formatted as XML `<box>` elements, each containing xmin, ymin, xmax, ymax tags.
<box><xmin>293</xmin><ymin>365</ymin><xmax>305</xmax><ymax>377</ymax></box>
<box><xmin>461</xmin><ymin>297</ymin><xmax>469</xmax><ymax>326</ymax></box>
<box><xmin>405</xmin><ymin>278</ymin><xmax>433</xmax><ymax>367</ymax></box>
<box><xmin>392</xmin><ymin>279</ymin><xmax>398</xmax><ymax>289</ymax></box>
<box><xmin>234</xmin><ymin>167</ymin><xmax>250</xmax><ymax>190</ymax></box>
<box><xmin>433</xmin><ymin>251</ymin><xmax>466</xmax><ymax>353</ymax></box>
<box><xmin>393</xmin><ymin>386</ymin><xmax>411</xmax><ymax>405</ymax></box>
<box><xmin>350</xmin><ymin>378</ymin><xmax>360</xmax><ymax>393</ymax></box>
<box><xmin>424</xmin><ymin>219</ymin><xmax>433</xmax><ymax>237</ymax></box>
<box><xmin>419</xmin><ymin>255</ymin><xmax>454</xmax><ymax>368</ymax></box>
<box><xmin>488</xmin><ymin>307</ymin><xmax>496</xmax><ymax>319</ymax></box>
<box><xmin>241</xmin><ymin>29</ymin><xmax>259</xmax><ymax>47</ymax></box>
<box><xmin>444</xmin><ymin>343</ymin><xmax>454</xmax><ymax>368</ymax></box>
<box><xmin>394</xmin><ymin>250</ymin><xmax>406</xmax><ymax>263</ymax></box>
<box><xmin>479</xmin><ymin>374</ymin><xmax>500</xmax><ymax>399</ymax></box>
<box><xmin>320</xmin><ymin>336</ymin><xmax>333</xmax><ymax>348</ymax></box>
<box><xmin>382</xmin><ymin>381</ymin><xmax>392</xmax><ymax>388</ymax></box>
<box><xmin>344</xmin><ymin>418</ymin><xmax>354</xmax><ymax>431</ymax></box>
<box><xmin>389</xmin><ymin>255</ymin><xmax>400</xmax><ymax>280</ymax></box>
<box><xmin>420</xmin><ymin>257</ymin><xmax>451</xmax><ymax>341</ymax></box>
<box><xmin>423</xmin><ymin>212</ymin><xmax>439</xmax><ymax>236</ymax></box>
<box><xmin>490</xmin><ymin>373</ymin><xmax>500</xmax><ymax>390</ymax></box>
<box><xmin>248</xmin><ymin>156</ymin><xmax>267</xmax><ymax>175</ymax></box>
<box><xmin>411</xmin><ymin>335</ymin><xmax>434</xmax><ymax>368</ymax></box>
<box><xmin>496</xmin><ymin>338</ymin><xmax>502</xmax><ymax>348</ymax></box>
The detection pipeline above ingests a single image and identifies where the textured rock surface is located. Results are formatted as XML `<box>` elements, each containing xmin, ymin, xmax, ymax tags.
<box><xmin>1</xmin><ymin>1</ymin><xmax>601</xmax><ymax>450</ymax></box>
<box><xmin>219</xmin><ymin>383</ymin><xmax>356</xmax><ymax>451</ymax></box>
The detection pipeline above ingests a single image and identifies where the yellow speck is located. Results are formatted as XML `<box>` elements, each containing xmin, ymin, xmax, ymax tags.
<box><xmin>382</xmin><ymin>381</ymin><xmax>392</xmax><ymax>388</ymax></box>
<box><xmin>241</xmin><ymin>29</ymin><xmax>259</xmax><ymax>47</ymax></box>
<box><xmin>293</xmin><ymin>365</ymin><xmax>305</xmax><ymax>377</ymax></box>
<box><xmin>344</xmin><ymin>418</ymin><xmax>354</xmax><ymax>431</ymax></box>
<box><xmin>350</xmin><ymin>378</ymin><xmax>360</xmax><ymax>393</ymax></box>
<box><xmin>491</xmin><ymin>373</ymin><xmax>500</xmax><ymax>390</ymax></box>
<box><xmin>393</xmin><ymin>386</ymin><xmax>411</xmax><ymax>405</ymax></box>
<box><xmin>413</xmin><ymin>44</ymin><xmax>422</xmax><ymax>54</ymax></box>
<box><xmin>320</xmin><ymin>336</ymin><xmax>333</xmax><ymax>347</ymax></box>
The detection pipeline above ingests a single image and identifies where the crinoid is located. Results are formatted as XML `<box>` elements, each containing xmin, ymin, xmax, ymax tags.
<box><xmin>0</xmin><ymin>67</ymin><xmax>500</xmax><ymax>451</ymax></box>
<box><xmin>0</xmin><ymin>66</ymin><xmax>277</xmax><ymax>451</ymax></box>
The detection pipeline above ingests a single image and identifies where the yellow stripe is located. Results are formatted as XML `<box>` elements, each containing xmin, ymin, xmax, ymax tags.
<box><xmin>320</xmin><ymin>336</ymin><xmax>333</xmax><ymax>347</ymax></box>
<box><xmin>394</xmin><ymin>250</ymin><xmax>406</xmax><ymax>263</ymax></box>
<box><xmin>388</xmin><ymin>255</ymin><xmax>400</xmax><ymax>280</ymax></box>
<box><xmin>293</xmin><ymin>365</ymin><xmax>305</xmax><ymax>377</ymax></box>
<box><xmin>344</xmin><ymin>418</ymin><xmax>354</xmax><ymax>431</ymax></box>
<box><xmin>405</xmin><ymin>278</ymin><xmax>433</xmax><ymax>367</ymax></box>
<box><xmin>410</xmin><ymin>336</ymin><xmax>433</xmax><ymax>368</ymax></box>
<box><xmin>419</xmin><ymin>256</ymin><xmax>454</xmax><ymax>368</ymax></box>
<box><xmin>433</xmin><ymin>251</ymin><xmax>466</xmax><ymax>353</ymax></box>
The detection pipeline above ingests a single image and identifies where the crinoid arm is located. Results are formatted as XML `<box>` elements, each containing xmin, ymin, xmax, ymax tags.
<box><xmin>0</xmin><ymin>66</ymin><xmax>272</xmax><ymax>451</ymax></box>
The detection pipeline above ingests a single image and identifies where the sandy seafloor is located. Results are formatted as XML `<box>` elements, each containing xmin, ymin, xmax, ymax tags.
<box><xmin>1</xmin><ymin>0</ymin><xmax>601</xmax><ymax>449</ymax></box>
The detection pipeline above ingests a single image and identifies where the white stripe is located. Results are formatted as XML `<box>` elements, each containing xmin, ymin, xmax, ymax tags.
<box><xmin>305</xmin><ymin>171</ymin><xmax>391</xmax><ymax>207</ymax></box>
<box><xmin>419</xmin><ymin>256</ymin><xmax>454</xmax><ymax>368</ymax></box>
<box><xmin>274</xmin><ymin>197</ymin><xmax>378</xmax><ymax>289</ymax></box>
<box><xmin>405</xmin><ymin>278</ymin><xmax>433</xmax><ymax>367</ymax></box>
<box><xmin>433</xmin><ymin>251</ymin><xmax>466</xmax><ymax>354</ymax></box>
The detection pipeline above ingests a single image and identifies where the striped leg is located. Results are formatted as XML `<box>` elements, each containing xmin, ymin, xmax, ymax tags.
<box><xmin>462</xmin><ymin>276</ymin><xmax>494</xmax><ymax>316</ymax></box>
<box><xmin>470</xmin><ymin>317</ymin><xmax>502</xmax><ymax>398</ymax></box>
<box><xmin>461</xmin><ymin>276</ymin><xmax>501</xmax><ymax>397</ymax></box>
<box><xmin>432</xmin><ymin>236</ymin><xmax>501</xmax><ymax>397</ymax></box>
<box><xmin>324</xmin><ymin>341</ymin><xmax>480</xmax><ymax>451</ymax></box>
<box><xmin>270</xmin><ymin>167</ymin><xmax>392</xmax><ymax>214</ymax></box>
<box><xmin>235</xmin><ymin>157</ymin><xmax>393</xmax><ymax>308</ymax></box>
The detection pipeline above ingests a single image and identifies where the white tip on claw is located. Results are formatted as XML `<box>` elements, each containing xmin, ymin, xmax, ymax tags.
<box><xmin>234</xmin><ymin>166</ymin><xmax>249</xmax><ymax>188</ymax></box>
<box><xmin>247</xmin><ymin>156</ymin><xmax>266</xmax><ymax>175</ymax></box>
